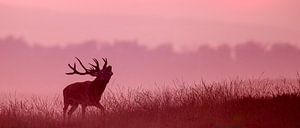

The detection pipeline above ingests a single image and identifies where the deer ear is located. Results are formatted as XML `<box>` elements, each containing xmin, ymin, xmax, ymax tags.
<box><xmin>107</xmin><ymin>65</ymin><xmax>112</xmax><ymax>71</ymax></box>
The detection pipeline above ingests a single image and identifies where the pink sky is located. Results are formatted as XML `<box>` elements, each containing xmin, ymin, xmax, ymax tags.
<box><xmin>0</xmin><ymin>0</ymin><xmax>299</xmax><ymax>50</ymax></box>
<box><xmin>0</xmin><ymin>1</ymin><xmax>300</xmax><ymax>95</ymax></box>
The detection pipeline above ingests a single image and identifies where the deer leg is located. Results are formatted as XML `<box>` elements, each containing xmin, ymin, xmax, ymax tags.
<box><xmin>68</xmin><ymin>104</ymin><xmax>79</xmax><ymax>120</ymax></box>
<box><xmin>95</xmin><ymin>103</ymin><xmax>106</xmax><ymax>127</ymax></box>
<box><xmin>95</xmin><ymin>103</ymin><xmax>106</xmax><ymax>117</ymax></box>
<box><xmin>81</xmin><ymin>104</ymin><xmax>87</xmax><ymax>119</ymax></box>
<box><xmin>95</xmin><ymin>103</ymin><xmax>105</xmax><ymax>111</ymax></box>
<box><xmin>63</xmin><ymin>103</ymin><xmax>69</xmax><ymax>120</ymax></box>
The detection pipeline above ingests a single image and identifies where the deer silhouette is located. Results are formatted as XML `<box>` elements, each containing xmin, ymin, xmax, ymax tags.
<box><xmin>63</xmin><ymin>57</ymin><xmax>113</xmax><ymax>120</ymax></box>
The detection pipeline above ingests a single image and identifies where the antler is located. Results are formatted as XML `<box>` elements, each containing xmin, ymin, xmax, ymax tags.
<box><xmin>66</xmin><ymin>57</ymin><xmax>108</xmax><ymax>76</ymax></box>
<box><xmin>102</xmin><ymin>58</ymin><xmax>107</xmax><ymax>69</ymax></box>
<box><xmin>66</xmin><ymin>57</ymin><xmax>98</xmax><ymax>75</ymax></box>
<box><xmin>88</xmin><ymin>58</ymin><xmax>107</xmax><ymax>71</ymax></box>
<box><xmin>89</xmin><ymin>58</ymin><xmax>100</xmax><ymax>71</ymax></box>
<box><xmin>75</xmin><ymin>57</ymin><xmax>90</xmax><ymax>72</ymax></box>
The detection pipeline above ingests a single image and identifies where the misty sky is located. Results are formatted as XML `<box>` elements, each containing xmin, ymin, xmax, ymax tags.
<box><xmin>1</xmin><ymin>37</ymin><xmax>300</xmax><ymax>95</ymax></box>
<box><xmin>0</xmin><ymin>0</ymin><xmax>299</xmax><ymax>50</ymax></box>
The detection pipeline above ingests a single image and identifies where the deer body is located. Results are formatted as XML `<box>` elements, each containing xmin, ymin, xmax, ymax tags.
<box><xmin>63</xmin><ymin>58</ymin><xmax>113</xmax><ymax>120</ymax></box>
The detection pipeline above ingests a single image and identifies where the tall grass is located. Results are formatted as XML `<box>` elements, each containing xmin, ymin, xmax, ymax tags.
<box><xmin>1</xmin><ymin>78</ymin><xmax>300</xmax><ymax>128</ymax></box>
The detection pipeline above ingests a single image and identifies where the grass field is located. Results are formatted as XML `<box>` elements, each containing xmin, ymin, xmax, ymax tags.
<box><xmin>1</xmin><ymin>78</ymin><xmax>300</xmax><ymax>128</ymax></box>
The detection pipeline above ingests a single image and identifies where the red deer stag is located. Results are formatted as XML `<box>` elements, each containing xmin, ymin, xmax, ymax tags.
<box><xmin>63</xmin><ymin>57</ymin><xmax>113</xmax><ymax>120</ymax></box>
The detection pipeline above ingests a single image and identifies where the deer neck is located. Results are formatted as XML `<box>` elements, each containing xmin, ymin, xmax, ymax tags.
<box><xmin>92</xmin><ymin>77</ymin><xmax>109</xmax><ymax>88</ymax></box>
<box><xmin>88</xmin><ymin>77</ymin><xmax>108</xmax><ymax>101</ymax></box>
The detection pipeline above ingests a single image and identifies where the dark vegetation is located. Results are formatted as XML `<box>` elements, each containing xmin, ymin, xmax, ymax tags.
<box><xmin>1</xmin><ymin>78</ymin><xmax>300</xmax><ymax>128</ymax></box>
